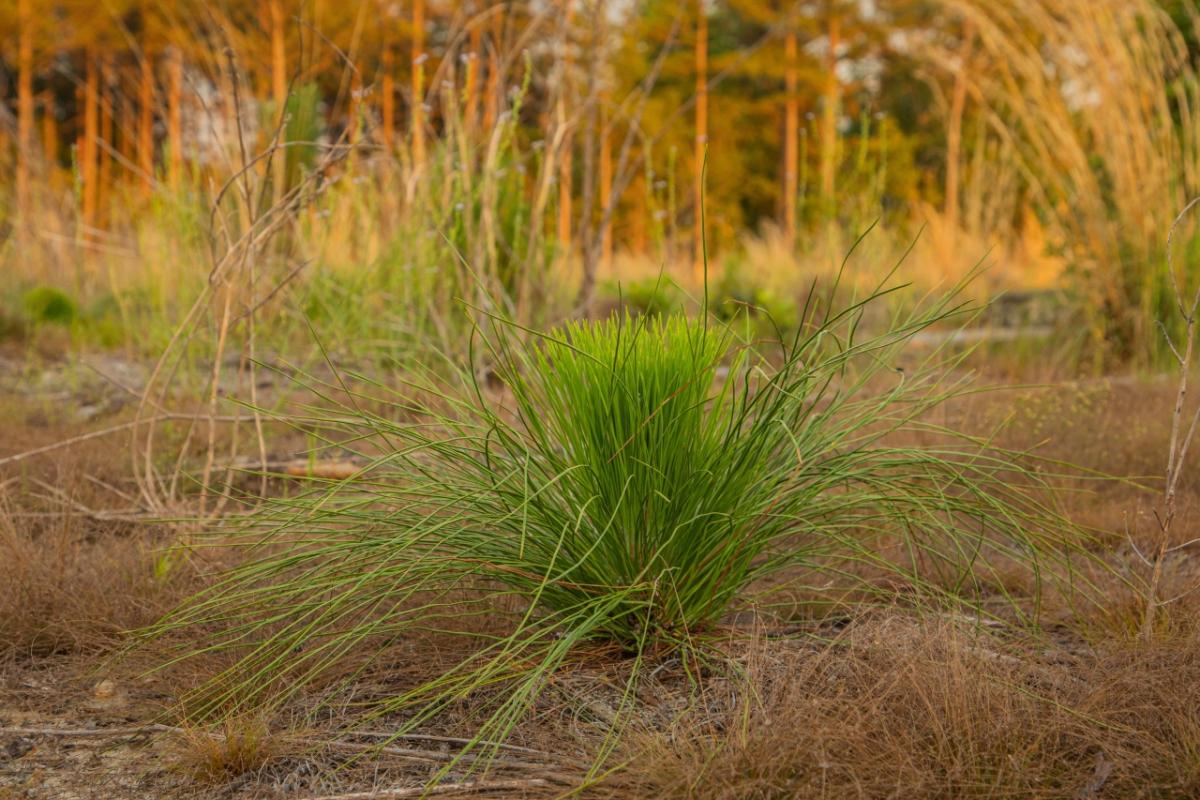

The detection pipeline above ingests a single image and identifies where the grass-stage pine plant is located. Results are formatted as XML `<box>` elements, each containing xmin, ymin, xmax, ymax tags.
<box><xmin>144</xmin><ymin>273</ymin><xmax>1087</xmax><ymax>776</ymax></box>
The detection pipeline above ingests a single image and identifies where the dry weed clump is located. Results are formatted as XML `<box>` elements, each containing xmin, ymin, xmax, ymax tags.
<box><xmin>0</xmin><ymin>476</ymin><xmax>193</xmax><ymax>659</ymax></box>
<box><xmin>171</xmin><ymin>716</ymin><xmax>279</xmax><ymax>784</ymax></box>
<box><xmin>612</xmin><ymin>616</ymin><xmax>1200</xmax><ymax>800</ymax></box>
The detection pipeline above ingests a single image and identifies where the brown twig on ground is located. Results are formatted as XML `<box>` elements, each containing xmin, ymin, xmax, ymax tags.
<box><xmin>352</xmin><ymin>731</ymin><xmax>550</xmax><ymax>757</ymax></box>
<box><xmin>0</xmin><ymin>725</ymin><xmax>177</xmax><ymax>737</ymax></box>
<box><xmin>296</xmin><ymin>780</ymin><xmax>548</xmax><ymax>800</ymax></box>
<box><xmin>0</xmin><ymin>725</ymin><xmax>555</xmax><ymax>771</ymax></box>
<box><xmin>0</xmin><ymin>414</ymin><xmax>251</xmax><ymax>468</ymax></box>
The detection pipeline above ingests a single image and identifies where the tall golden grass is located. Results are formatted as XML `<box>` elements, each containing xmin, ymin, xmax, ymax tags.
<box><xmin>928</xmin><ymin>0</ymin><xmax>1200</xmax><ymax>362</ymax></box>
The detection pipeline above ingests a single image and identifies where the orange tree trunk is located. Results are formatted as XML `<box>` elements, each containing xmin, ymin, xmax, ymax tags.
<box><xmin>82</xmin><ymin>53</ymin><xmax>100</xmax><ymax>229</ymax></box>
<box><xmin>945</xmin><ymin>20</ymin><xmax>975</xmax><ymax>232</ymax></box>
<box><xmin>139</xmin><ymin>51</ymin><xmax>154</xmax><ymax>195</ymax></box>
<box><xmin>16</xmin><ymin>0</ymin><xmax>35</xmax><ymax>208</ymax></box>
<box><xmin>412</xmin><ymin>0</ymin><xmax>426</xmax><ymax>168</ymax></box>
<box><xmin>819</xmin><ymin>2</ymin><xmax>840</xmax><ymax>209</ymax></box>
<box><xmin>465</xmin><ymin>19</ymin><xmax>482</xmax><ymax>132</ymax></box>
<box><xmin>269</xmin><ymin>0</ymin><xmax>288</xmax><ymax>199</ymax></box>
<box><xmin>167</xmin><ymin>48</ymin><xmax>183</xmax><ymax>189</ymax></box>
<box><xmin>557</xmin><ymin>3</ymin><xmax>574</xmax><ymax>257</ymax></box>
<box><xmin>382</xmin><ymin>44</ymin><xmax>395</xmax><ymax>149</ymax></box>
<box><xmin>783</xmin><ymin>27</ymin><xmax>799</xmax><ymax>248</ymax></box>
<box><xmin>40</xmin><ymin>91</ymin><xmax>57</xmax><ymax>169</ymax></box>
<box><xmin>484</xmin><ymin>8</ymin><xmax>503</xmax><ymax>133</ymax></box>
<box><xmin>693</xmin><ymin>0</ymin><xmax>707</xmax><ymax>283</ymax></box>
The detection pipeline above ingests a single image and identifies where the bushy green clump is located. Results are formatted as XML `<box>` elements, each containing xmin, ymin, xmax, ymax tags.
<box><xmin>599</xmin><ymin>276</ymin><xmax>684</xmax><ymax>317</ymax></box>
<box><xmin>502</xmin><ymin>315</ymin><xmax>752</xmax><ymax>641</ymax></box>
<box><xmin>22</xmin><ymin>285</ymin><xmax>78</xmax><ymax>326</ymax></box>
<box><xmin>147</xmin><ymin>285</ymin><xmax>1085</xmax><ymax>771</ymax></box>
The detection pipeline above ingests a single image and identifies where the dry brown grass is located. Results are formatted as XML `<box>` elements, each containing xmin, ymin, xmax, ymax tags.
<box><xmin>171</xmin><ymin>717</ymin><xmax>279</xmax><ymax>784</ymax></box>
<box><xmin>0</xmin><ymin>368</ymin><xmax>1197</xmax><ymax>798</ymax></box>
<box><xmin>0</xmin><ymin>508</ymin><xmax>167</xmax><ymax>659</ymax></box>
<box><xmin>0</xmin><ymin>402</ymin><xmax>202</xmax><ymax>662</ymax></box>
<box><xmin>604</xmin><ymin>615</ymin><xmax>1200</xmax><ymax>800</ymax></box>
<box><xmin>0</xmin><ymin>466</ymin><xmax>196</xmax><ymax>661</ymax></box>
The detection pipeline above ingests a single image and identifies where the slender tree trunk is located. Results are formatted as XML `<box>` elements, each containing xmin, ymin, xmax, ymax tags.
<box><xmin>599</xmin><ymin>102</ymin><xmax>612</xmax><ymax>268</ymax></box>
<box><xmin>412</xmin><ymin>0</ymin><xmax>426</xmax><ymax>168</ymax></box>
<box><xmin>819</xmin><ymin>1</ymin><xmax>840</xmax><ymax>209</ymax></box>
<box><xmin>348</xmin><ymin>67</ymin><xmax>362</xmax><ymax>145</ymax></box>
<box><xmin>632</xmin><ymin>180</ymin><xmax>647</xmax><ymax>253</ymax></box>
<box><xmin>269</xmin><ymin>0</ymin><xmax>288</xmax><ymax>200</ymax></box>
<box><xmin>119</xmin><ymin>81</ymin><xmax>136</xmax><ymax>165</ymax></box>
<box><xmin>99</xmin><ymin>60</ymin><xmax>114</xmax><ymax>224</ymax></box>
<box><xmin>381</xmin><ymin>44</ymin><xmax>395</xmax><ymax>148</ymax></box>
<box><xmin>40</xmin><ymin>91</ymin><xmax>56</xmax><ymax>169</ymax></box>
<box><xmin>693</xmin><ymin>0</ymin><xmax>708</xmax><ymax>283</ymax></box>
<box><xmin>573</xmin><ymin>0</ymin><xmax>609</xmax><ymax>312</ymax></box>
<box><xmin>945</xmin><ymin>20</ymin><xmax>975</xmax><ymax>233</ymax></box>
<box><xmin>484</xmin><ymin>8</ymin><xmax>503</xmax><ymax>132</ymax></box>
<box><xmin>82</xmin><ymin>53</ymin><xmax>100</xmax><ymax>230</ymax></box>
<box><xmin>75</xmin><ymin>82</ymin><xmax>84</xmax><ymax>174</ymax></box>
<box><xmin>16</xmin><ymin>0</ymin><xmax>34</xmax><ymax>208</ymax></box>
<box><xmin>167</xmin><ymin>47</ymin><xmax>183</xmax><ymax>190</ymax></box>
<box><xmin>466</xmin><ymin>20</ymin><xmax>482</xmax><ymax>132</ymax></box>
<box><xmin>139</xmin><ymin>51</ymin><xmax>154</xmax><ymax>195</ymax></box>
<box><xmin>558</xmin><ymin>136</ymin><xmax>574</xmax><ymax>254</ymax></box>
<box><xmin>116</xmin><ymin>85</ymin><xmax>134</xmax><ymax>216</ymax></box>
<box><xmin>667</xmin><ymin>145</ymin><xmax>678</xmax><ymax>264</ymax></box>
<box><xmin>557</xmin><ymin>3</ymin><xmax>574</xmax><ymax>260</ymax></box>
<box><xmin>783</xmin><ymin>26</ymin><xmax>799</xmax><ymax>249</ymax></box>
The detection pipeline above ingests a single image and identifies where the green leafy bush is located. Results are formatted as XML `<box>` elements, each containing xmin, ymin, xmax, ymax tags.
<box><xmin>22</xmin><ymin>285</ymin><xmax>78</xmax><ymax>326</ymax></box>
<box><xmin>599</xmin><ymin>276</ymin><xmax>684</xmax><ymax>318</ymax></box>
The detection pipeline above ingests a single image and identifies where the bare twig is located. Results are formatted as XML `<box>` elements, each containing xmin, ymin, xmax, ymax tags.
<box><xmin>0</xmin><ymin>724</ymin><xmax>177</xmax><ymax>737</ymax></box>
<box><xmin>352</xmin><ymin>731</ymin><xmax>549</xmax><ymax>757</ymax></box>
<box><xmin>0</xmin><ymin>414</ymin><xmax>252</xmax><ymax>468</ymax></box>
<box><xmin>289</xmin><ymin>737</ymin><xmax>549</xmax><ymax>770</ymax></box>
<box><xmin>296</xmin><ymin>780</ymin><xmax>548</xmax><ymax>800</ymax></box>
<box><xmin>1140</xmin><ymin>197</ymin><xmax>1200</xmax><ymax>641</ymax></box>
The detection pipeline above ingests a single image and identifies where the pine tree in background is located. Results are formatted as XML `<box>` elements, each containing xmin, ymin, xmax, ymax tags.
<box><xmin>693</xmin><ymin>0</ymin><xmax>707</xmax><ymax>281</ymax></box>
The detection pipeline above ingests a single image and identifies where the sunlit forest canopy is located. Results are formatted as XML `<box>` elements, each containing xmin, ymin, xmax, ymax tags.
<box><xmin>3</xmin><ymin>0</ymin><xmax>1200</xmax><ymax>364</ymax></box>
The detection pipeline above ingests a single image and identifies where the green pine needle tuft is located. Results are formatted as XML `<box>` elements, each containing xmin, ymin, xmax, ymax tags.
<box><xmin>140</xmin><ymin>284</ymin><xmax>1094</xmax><ymax>776</ymax></box>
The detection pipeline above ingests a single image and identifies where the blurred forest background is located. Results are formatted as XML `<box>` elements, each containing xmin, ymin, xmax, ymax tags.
<box><xmin>3</xmin><ymin>0</ymin><xmax>1200</xmax><ymax>368</ymax></box>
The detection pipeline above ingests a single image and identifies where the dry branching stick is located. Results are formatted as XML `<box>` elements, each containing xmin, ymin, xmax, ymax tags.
<box><xmin>0</xmin><ymin>726</ymin><xmax>557</xmax><ymax>772</ymax></box>
<box><xmin>295</xmin><ymin>780</ymin><xmax>549</xmax><ymax>800</ymax></box>
<box><xmin>131</xmin><ymin>27</ymin><xmax>356</xmax><ymax>519</ymax></box>
<box><xmin>0</xmin><ymin>414</ymin><xmax>252</xmax><ymax>468</ymax></box>
<box><xmin>1140</xmin><ymin>196</ymin><xmax>1200</xmax><ymax>641</ymax></box>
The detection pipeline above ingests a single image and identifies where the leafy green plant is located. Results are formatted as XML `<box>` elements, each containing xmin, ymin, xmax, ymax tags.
<box><xmin>22</xmin><ymin>285</ymin><xmax>78</xmax><ymax>326</ymax></box>
<box><xmin>145</xmin><ymin>271</ymin><xmax>1087</xmax><ymax>780</ymax></box>
<box><xmin>712</xmin><ymin>257</ymin><xmax>799</xmax><ymax>336</ymax></box>
<box><xmin>283</xmin><ymin>82</ymin><xmax>325</xmax><ymax>189</ymax></box>
<box><xmin>599</xmin><ymin>276</ymin><xmax>685</xmax><ymax>318</ymax></box>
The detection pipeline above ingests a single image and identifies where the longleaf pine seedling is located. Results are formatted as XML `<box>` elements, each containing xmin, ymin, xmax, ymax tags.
<box><xmin>144</xmin><ymin>273</ymin><xmax>1088</xmax><ymax>779</ymax></box>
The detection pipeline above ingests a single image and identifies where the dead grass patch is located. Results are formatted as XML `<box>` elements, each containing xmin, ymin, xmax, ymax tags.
<box><xmin>0</xmin><ymin>501</ymin><xmax>193</xmax><ymax>659</ymax></box>
<box><xmin>609</xmin><ymin>617</ymin><xmax>1200</xmax><ymax>800</ymax></box>
<box><xmin>171</xmin><ymin>716</ymin><xmax>280</xmax><ymax>784</ymax></box>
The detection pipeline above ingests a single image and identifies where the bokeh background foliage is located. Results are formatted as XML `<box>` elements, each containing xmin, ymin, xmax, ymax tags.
<box><xmin>3</xmin><ymin>0</ymin><xmax>1200</xmax><ymax>367</ymax></box>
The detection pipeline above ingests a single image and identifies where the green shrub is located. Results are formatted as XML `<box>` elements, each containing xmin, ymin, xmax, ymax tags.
<box><xmin>146</xmin><ymin>281</ymin><xmax>1088</xmax><ymax>778</ymax></box>
<box><xmin>22</xmin><ymin>285</ymin><xmax>78</xmax><ymax>326</ymax></box>
<box><xmin>599</xmin><ymin>276</ymin><xmax>684</xmax><ymax>317</ymax></box>
<box><xmin>711</xmin><ymin>257</ymin><xmax>799</xmax><ymax>336</ymax></box>
<box><xmin>84</xmin><ymin>294</ymin><xmax>129</xmax><ymax>348</ymax></box>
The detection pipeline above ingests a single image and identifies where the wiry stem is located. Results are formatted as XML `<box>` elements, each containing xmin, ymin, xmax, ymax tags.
<box><xmin>1140</xmin><ymin>198</ymin><xmax>1200</xmax><ymax>642</ymax></box>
